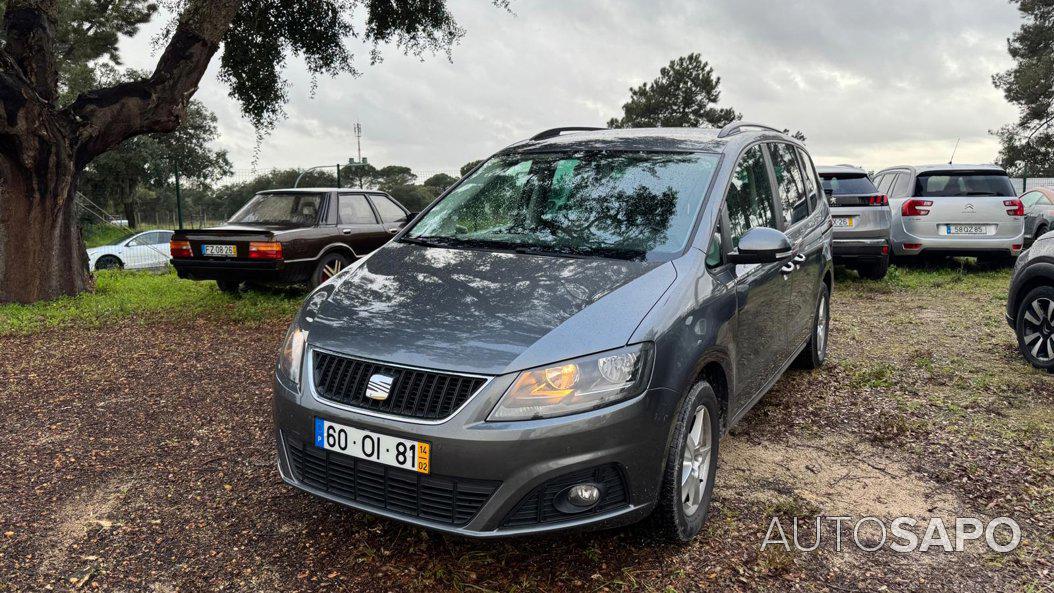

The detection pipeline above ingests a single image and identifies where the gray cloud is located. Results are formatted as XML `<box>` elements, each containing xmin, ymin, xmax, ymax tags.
<box><xmin>118</xmin><ymin>0</ymin><xmax>1021</xmax><ymax>177</ymax></box>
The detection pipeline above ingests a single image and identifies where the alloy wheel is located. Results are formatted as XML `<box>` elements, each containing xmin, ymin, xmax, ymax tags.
<box><xmin>680</xmin><ymin>406</ymin><xmax>712</xmax><ymax>516</ymax></box>
<box><xmin>320</xmin><ymin>258</ymin><xmax>345</xmax><ymax>282</ymax></box>
<box><xmin>1022</xmin><ymin>297</ymin><xmax>1054</xmax><ymax>362</ymax></box>
<box><xmin>816</xmin><ymin>293</ymin><xmax>828</xmax><ymax>356</ymax></box>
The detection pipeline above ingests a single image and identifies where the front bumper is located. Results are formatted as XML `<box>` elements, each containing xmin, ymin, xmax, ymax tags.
<box><xmin>273</xmin><ymin>373</ymin><xmax>675</xmax><ymax>537</ymax></box>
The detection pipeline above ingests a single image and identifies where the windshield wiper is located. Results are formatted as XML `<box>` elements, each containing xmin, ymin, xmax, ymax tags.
<box><xmin>513</xmin><ymin>245</ymin><xmax>587</xmax><ymax>259</ymax></box>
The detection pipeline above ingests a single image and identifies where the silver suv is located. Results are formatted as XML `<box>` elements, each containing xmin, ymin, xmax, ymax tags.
<box><xmin>873</xmin><ymin>164</ymin><xmax>1025</xmax><ymax>262</ymax></box>
<box><xmin>817</xmin><ymin>165</ymin><xmax>891</xmax><ymax>279</ymax></box>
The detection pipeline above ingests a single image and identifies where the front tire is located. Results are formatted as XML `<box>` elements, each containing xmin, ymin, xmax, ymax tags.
<box><xmin>1016</xmin><ymin>285</ymin><xmax>1054</xmax><ymax>373</ymax></box>
<box><xmin>95</xmin><ymin>255</ymin><xmax>123</xmax><ymax>271</ymax></box>
<box><xmin>795</xmin><ymin>282</ymin><xmax>830</xmax><ymax>369</ymax></box>
<box><xmin>652</xmin><ymin>381</ymin><xmax>720</xmax><ymax>543</ymax></box>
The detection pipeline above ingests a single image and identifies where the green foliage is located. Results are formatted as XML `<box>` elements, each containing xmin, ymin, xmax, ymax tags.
<box><xmin>993</xmin><ymin>0</ymin><xmax>1054</xmax><ymax>172</ymax></box>
<box><xmin>608</xmin><ymin>53</ymin><xmax>740</xmax><ymax>129</ymax></box>
<box><xmin>387</xmin><ymin>184</ymin><xmax>441</xmax><ymax>212</ymax></box>
<box><xmin>0</xmin><ymin>270</ymin><xmax>301</xmax><ymax>336</ymax></box>
<box><xmin>460</xmin><ymin>159</ymin><xmax>483</xmax><ymax>176</ymax></box>
<box><xmin>218</xmin><ymin>0</ymin><xmax>508</xmax><ymax>132</ymax></box>
<box><xmin>213</xmin><ymin>168</ymin><xmax>339</xmax><ymax>217</ymax></box>
<box><xmin>423</xmin><ymin>172</ymin><xmax>457</xmax><ymax>191</ymax></box>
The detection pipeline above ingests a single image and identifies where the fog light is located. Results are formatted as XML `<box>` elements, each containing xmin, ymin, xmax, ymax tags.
<box><xmin>568</xmin><ymin>484</ymin><xmax>600</xmax><ymax>506</ymax></box>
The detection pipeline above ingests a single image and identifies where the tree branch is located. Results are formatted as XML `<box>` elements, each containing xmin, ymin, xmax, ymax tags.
<box><xmin>2</xmin><ymin>0</ymin><xmax>59</xmax><ymax>103</ymax></box>
<box><xmin>63</xmin><ymin>0</ymin><xmax>240</xmax><ymax>166</ymax></box>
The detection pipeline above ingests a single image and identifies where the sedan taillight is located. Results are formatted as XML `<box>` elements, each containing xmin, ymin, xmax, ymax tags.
<box><xmin>249</xmin><ymin>241</ymin><xmax>283</xmax><ymax>260</ymax></box>
<box><xmin>868</xmin><ymin>194</ymin><xmax>889</xmax><ymax>206</ymax></box>
<box><xmin>901</xmin><ymin>199</ymin><xmax>933</xmax><ymax>217</ymax></box>
<box><xmin>170</xmin><ymin>240</ymin><xmax>192</xmax><ymax>258</ymax></box>
<box><xmin>1004</xmin><ymin>199</ymin><xmax>1024</xmax><ymax>216</ymax></box>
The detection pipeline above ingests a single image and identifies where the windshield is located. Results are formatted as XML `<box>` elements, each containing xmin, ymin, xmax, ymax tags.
<box><xmin>820</xmin><ymin>174</ymin><xmax>877</xmax><ymax>195</ymax></box>
<box><xmin>228</xmin><ymin>192</ymin><xmax>324</xmax><ymax>225</ymax></box>
<box><xmin>404</xmin><ymin>151</ymin><xmax>720</xmax><ymax>260</ymax></box>
<box><xmin>914</xmin><ymin>172</ymin><xmax>1015</xmax><ymax>197</ymax></box>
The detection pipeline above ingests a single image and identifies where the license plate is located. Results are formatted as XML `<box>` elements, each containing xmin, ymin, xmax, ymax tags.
<box><xmin>202</xmin><ymin>244</ymin><xmax>236</xmax><ymax>257</ymax></box>
<box><xmin>314</xmin><ymin>418</ymin><xmax>430</xmax><ymax>474</ymax></box>
<box><xmin>945</xmin><ymin>224</ymin><xmax>987</xmax><ymax>235</ymax></box>
<box><xmin>832</xmin><ymin>217</ymin><xmax>854</xmax><ymax>228</ymax></box>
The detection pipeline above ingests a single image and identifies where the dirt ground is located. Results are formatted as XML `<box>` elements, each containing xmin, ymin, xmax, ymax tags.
<box><xmin>1</xmin><ymin>265</ymin><xmax>1051</xmax><ymax>592</ymax></box>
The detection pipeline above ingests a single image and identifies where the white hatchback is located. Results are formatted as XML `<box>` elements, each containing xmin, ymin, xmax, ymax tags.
<box><xmin>87</xmin><ymin>229</ymin><xmax>175</xmax><ymax>271</ymax></box>
<box><xmin>873</xmin><ymin>164</ymin><xmax>1025</xmax><ymax>261</ymax></box>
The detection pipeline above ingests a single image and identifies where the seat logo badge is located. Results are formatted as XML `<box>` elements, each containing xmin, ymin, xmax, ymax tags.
<box><xmin>365</xmin><ymin>374</ymin><xmax>394</xmax><ymax>400</ymax></box>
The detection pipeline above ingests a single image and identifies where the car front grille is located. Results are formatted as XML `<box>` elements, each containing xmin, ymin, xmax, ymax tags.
<box><xmin>502</xmin><ymin>464</ymin><xmax>629</xmax><ymax>527</ymax></box>
<box><xmin>285</xmin><ymin>438</ymin><xmax>498</xmax><ymax>526</ymax></box>
<box><xmin>312</xmin><ymin>351</ymin><xmax>487</xmax><ymax>421</ymax></box>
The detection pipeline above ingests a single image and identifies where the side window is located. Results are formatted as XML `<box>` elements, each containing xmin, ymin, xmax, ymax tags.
<box><xmin>795</xmin><ymin>147</ymin><xmax>820</xmax><ymax>212</ymax></box>
<box><xmin>1040</xmin><ymin>193</ymin><xmax>1053</xmax><ymax>205</ymax></box>
<box><xmin>871</xmin><ymin>174</ymin><xmax>887</xmax><ymax>194</ymax></box>
<box><xmin>725</xmin><ymin>145</ymin><xmax>778</xmax><ymax>248</ymax></box>
<box><xmin>706</xmin><ymin>223</ymin><xmax>723</xmax><ymax>268</ymax></box>
<box><xmin>370</xmin><ymin>195</ymin><xmax>408</xmax><ymax>223</ymax></box>
<box><xmin>158</xmin><ymin>231</ymin><xmax>174</xmax><ymax>244</ymax></box>
<box><xmin>892</xmin><ymin>173</ymin><xmax>913</xmax><ymax>198</ymax></box>
<box><xmin>338</xmin><ymin>194</ymin><xmax>377</xmax><ymax>224</ymax></box>
<box><xmin>877</xmin><ymin>173</ymin><xmax>897</xmax><ymax>195</ymax></box>
<box><xmin>770</xmin><ymin>143</ymin><xmax>810</xmax><ymax>227</ymax></box>
<box><xmin>128</xmin><ymin>232</ymin><xmax>157</xmax><ymax>246</ymax></box>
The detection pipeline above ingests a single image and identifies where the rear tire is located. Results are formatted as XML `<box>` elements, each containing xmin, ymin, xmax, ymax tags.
<box><xmin>216</xmin><ymin>279</ymin><xmax>242</xmax><ymax>295</ymax></box>
<box><xmin>95</xmin><ymin>255</ymin><xmax>123</xmax><ymax>271</ymax></box>
<box><xmin>311</xmin><ymin>252</ymin><xmax>352</xmax><ymax>287</ymax></box>
<box><xmin>652</xmin><ymin>381</ymin><xmax>720</xmax><ymax>543</ymax></box>
<box><xmin>1016</xmin><ymin>285</ymin><xmax>1054</xmax><ymax>373</ymax></box>
<box><xmin>795</xmin><ymin>283</ymin><xmax>830</xmax><ymax>369</ymax></box>
<box><xmin>856</xmin><ymin>256</ymin><xmax>889</xmax><ymax>280</ymax></box>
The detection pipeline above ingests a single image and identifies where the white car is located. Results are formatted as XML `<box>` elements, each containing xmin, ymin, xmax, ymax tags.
<box><xmin>87</xmin><ymin>230</ymin><xmax>175</xmax><ymax>271</ymax></box>
<box><xmin>872</xmin><ymin>164</ymin><xmax>1025</xmax><ymax>262</ymax></box>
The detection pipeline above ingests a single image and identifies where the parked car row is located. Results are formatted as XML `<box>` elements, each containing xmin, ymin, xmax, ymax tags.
<box><xmin>818</xmin><ymin>163</ymin><xmax>1033</xmax><ymax>279</ymax></box>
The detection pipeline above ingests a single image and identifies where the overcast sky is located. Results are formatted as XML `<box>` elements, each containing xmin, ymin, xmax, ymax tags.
<box><xmin>119</xmin><ymin>0</ymin><xmax>1023</xmax><ymax>179</ymax></box>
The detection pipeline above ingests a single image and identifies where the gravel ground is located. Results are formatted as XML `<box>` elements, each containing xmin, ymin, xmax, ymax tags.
<box><xmin>1</xmin><ymin>267</ymin><xmax>1050</xmax><ymax>592</ymax></box>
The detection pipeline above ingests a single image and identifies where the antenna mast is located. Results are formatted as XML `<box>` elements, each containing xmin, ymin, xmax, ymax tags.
<box><xmin>948</xmin><ymin>138</ymin><xmax>960</xmax><ymax>164</ymax></box>
<box><xmin>354</xmin><ymin>122</ymin><xmax>363</xmax><ymax>163</ymax></box>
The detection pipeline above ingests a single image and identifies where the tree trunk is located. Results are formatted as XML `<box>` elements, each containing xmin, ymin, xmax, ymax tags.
<box><xmin>0</xmin><ymin>152</ymin><xmax>92</xmax><ymax>304</ymax></box>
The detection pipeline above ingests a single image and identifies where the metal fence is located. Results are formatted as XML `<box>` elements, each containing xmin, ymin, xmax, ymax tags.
<box><xmin>1011</xmin><ymin>177</ymin><xmax>1054</xmax><ymax>194</ymax></box>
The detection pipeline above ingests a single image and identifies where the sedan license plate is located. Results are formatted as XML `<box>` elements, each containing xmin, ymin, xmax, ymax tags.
<box><xmin>832</xmin><ymin>216</ymin><xmax>854</xmax><ymax>228</ymax></box>
<box><xmin>202</xmin><ymin>244</ymin><xmax>237</xmax><ymax>257</ymax></box>
<box><xmin>945</xmin><ymin>224</ymin><xmax>987</xmax><ymax>235</ymax></box>
<box><xmin>314</xmin><ymin>418</ymin><xmax>430</xmax><ymax>474</ymax></box>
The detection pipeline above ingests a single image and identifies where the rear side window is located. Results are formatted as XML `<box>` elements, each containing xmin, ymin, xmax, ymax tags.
<box><xmin>892</xmin><ymin>173</ymin><xmax>914</xmax><ymax>198</ymax></box>
<box><xmin>339</xmin><ymin>194</ymin><xmax>377</xmax><ymax>224</ymax></box>
<box><xmin>820</xmin><ymin>175</ymin><xmax>878</xmax><ymax>195</ymax></box>
<box><xmin>370</xmin><ymin>195</ymin><xmax>408</xmax><ymax>223</ymax></box>
<box><xmin>1023</xmin><ymin>191</ymin><xmax>1052</xmax><ymax>206</ymax></box>
<box><xmin>726</xmin><ymin>145</ymin><xmax>778</xmax><ymax>247</ymax></box>
<box><xmin>795</xmin><ymin>148</ymin><xmax>821</xmax><ymax>212</ymax></box>
<box><xmin>876</xmin><ymin>174</ymin><xmax>896</xmax><ymax>195</ymax></box>
<box><xmin>769</xmin><ymin>143</ymin><xmax>810</xmax><ymax>227</ymax></box>
<box><xmin>914</xmin><ymin>172</ymin><xmax>1016</xmax><ymax>197</ymax></box>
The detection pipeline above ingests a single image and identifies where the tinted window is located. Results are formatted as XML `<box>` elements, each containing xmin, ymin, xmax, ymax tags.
<box><xmin>770</xmin><ymin>143</ymin><xmax>809</xmax><ymax>227</ymax></box>
<box><xmin>796</xmin><ymin>148</ymin><xmax>820</xmax><ymax>211</ymax></box>
<box><xmin>914</xmin><ymin>172</ymin><xmax>1015</xmax><ymax>197</ymax></box>
<box><xmin>371</xmin><ymin>195</ymin><xmax>408</xmax><ymax>223</ymax></box>
<box><xmin>157</xmin><ymin>231</ymin><xmax>174</xmax><ymax>244</ymax></box>
<box><xmin>726</xmin><ymin>145</ymin><xmax>778</xmax><ymax>248</ymax></box>
<box><xmin>339</xmin><ymin>194</ymin><xmax>377</xmax><ymax>224</ymax></box>
<box><xmin>820</xmin><ymin>174</ymin><xmax>878</xmax><ymax>195</ymax></box>
<box><xmin>1021</xmin><ymin>191</ymin><xmax>1044</xmax><ymax>207</ymax></box>
<box><xmin>408</xmin><ymin>151</ymin><xmax>721</xmax><ymax>261</ymax></box>
<box><xmin>229</xmin><ymin>193</ymin><xmax>323</xmax><ymax>225</ymax></box>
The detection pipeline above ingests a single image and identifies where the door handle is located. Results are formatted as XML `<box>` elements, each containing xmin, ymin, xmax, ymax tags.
<box><xmin>341</xmin><ymin>229</ymin><xmax>352</xmax><ymax>235</ymax></box>
<box><xmin>793</xmin><ymin>253</ymin><xmax>806</xmax><ymax>263</ymax></box>
<box><xmin>781</xmin><ymin>261</ymin><xmax>796</xmax><ymax>274</ymax></box>
<box><xmin>387</xmin><ymin>228</ymin><xmax>399</xmax><ymax>234</ymax></box>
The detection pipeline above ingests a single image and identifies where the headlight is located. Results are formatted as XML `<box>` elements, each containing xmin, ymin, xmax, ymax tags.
<box><xmin>277</xmin><ymin>320</ymin><xmax>309</xmax><ymax>387</ymax></box>
<box><xmin>488</xmin><ymin>343</ymin><xmax>653</xmax><ymax>421</ymax></box>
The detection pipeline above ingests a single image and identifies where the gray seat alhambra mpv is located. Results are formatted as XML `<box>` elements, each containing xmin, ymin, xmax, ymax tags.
<box><xmin>273</xmin><ymin>123</ymin><xmax>834</xmax><ymax>542</ymax></box>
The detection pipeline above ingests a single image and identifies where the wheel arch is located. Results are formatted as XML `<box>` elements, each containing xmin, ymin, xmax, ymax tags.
<box><xmin>1012</xmin><ymin>264</ymin><xmax>1054</xmax><ymax>320</ymax></box>
<box><xmin>316</xmin><ymin>243</ymin><xmax>358</xmax><ymax>261</ymax></box>
<box><xmin>688</xmin><ymin>350</ymin><xmax>732</xmax><ymax>432</ymax></box>
<box><xmin>94</xmin><ymin>253</ymin><xmax>124</xmax><ymax>270</ymax></box>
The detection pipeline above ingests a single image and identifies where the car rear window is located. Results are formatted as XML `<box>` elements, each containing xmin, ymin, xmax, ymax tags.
<box><xmin>914</xmin><ymin>171</ymin><xmax>1015</xmax><ymax>197</ymax></box>
<box><xmin>820</xmin><ymin>174</ymin><xmax>877</xmax><ymax>195</ymax></box>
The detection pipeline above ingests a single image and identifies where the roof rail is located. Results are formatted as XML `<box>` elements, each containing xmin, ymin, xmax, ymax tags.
<box><xmin>717</xmin><ymin>121</ymin><xmax>783</xmax><ymax>139</ymax></box>
<box><xmin>530</xmin><ymin>126</ymin><xmax>605</xmax><ymax>141</ymax></box>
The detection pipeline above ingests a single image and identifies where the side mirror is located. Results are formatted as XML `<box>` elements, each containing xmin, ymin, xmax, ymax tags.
<box><xmin>727</xmin><ymin>227</ymin><xmax>795</xmax><ymax>264</ymax></box>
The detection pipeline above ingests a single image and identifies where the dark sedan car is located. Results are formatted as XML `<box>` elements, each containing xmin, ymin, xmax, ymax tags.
<box><xmin>1007</xmin><ymin>232</ymin><xmax>1054</xmax><ymax>372</ymax></box>
<box><xmin>171</xmin><ymin>188</ymin><xmax>411</xmax><ymax>291</ymax></box>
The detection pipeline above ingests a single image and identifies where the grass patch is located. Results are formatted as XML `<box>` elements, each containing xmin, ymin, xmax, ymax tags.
<box><xmin>0</xmin><ymin>270</ymin><xmax>303</xmax><ymax>335</ymax></box>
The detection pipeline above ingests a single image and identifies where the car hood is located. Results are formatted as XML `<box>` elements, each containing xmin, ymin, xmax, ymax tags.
<box><xmin>306</xmin><ymin>241</ymin><xmax>677</xmax><ymax>375</ymax></box>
